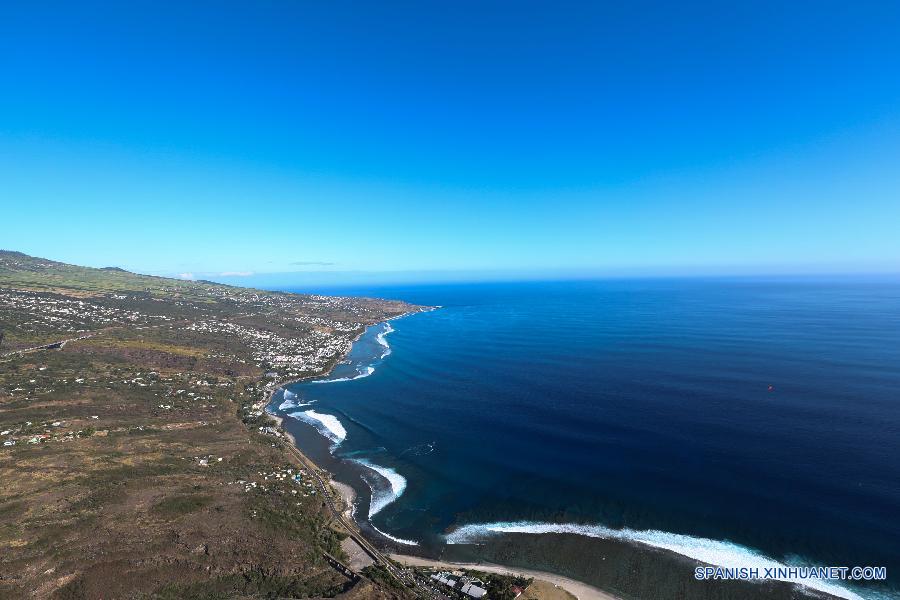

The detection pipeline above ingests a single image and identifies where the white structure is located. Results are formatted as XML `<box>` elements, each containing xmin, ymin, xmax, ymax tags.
<box><xmin>461</xmin><ymin>583</ymin><xmax>488</xmax><ymax>598</ymax></box>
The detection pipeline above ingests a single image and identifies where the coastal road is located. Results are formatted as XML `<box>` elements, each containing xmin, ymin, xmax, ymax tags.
<box><xmin>280</xmin><ymin>438</ymin><xmax>439</xmax><ymax>599</ymax></box>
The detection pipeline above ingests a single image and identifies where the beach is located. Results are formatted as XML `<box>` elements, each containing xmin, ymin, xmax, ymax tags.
<box><xmin>263</xmin><ymin>316</ymin><xmax>630</xmax><ymax>599</ymax></box>
<box><xmin>332</xmin><ymin>479</ymin><xmax>357</xmax><ymax>520</ymax></box>
<box><xmin>263</xmin><ymin>284</ymin><xmax>888</xmax><ymax>600</ymax></box>
<box><xmin>389</xmin><ymin>554</ymin><xmax>619</xmax><ymax>600</ymax></box>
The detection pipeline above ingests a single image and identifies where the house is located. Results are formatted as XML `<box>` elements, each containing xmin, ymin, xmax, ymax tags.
<box><xmin>430</xmin><ymin>573</ymin><xmax>458</xmax><ymax>588</ymax></box>
<box><xmin>461</xmin><ymin>582</ymin><xmax>488</xmax><ymax>599</ymax></box>
<box><xmin>430</xmin><ymin>572</ymin><xmax>488</xmax><ymax>599</ymax></box>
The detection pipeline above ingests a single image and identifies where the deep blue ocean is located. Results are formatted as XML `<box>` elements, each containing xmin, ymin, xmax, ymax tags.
<box><xmin>270</xmin><ymin>278</ymin><xmax>900</xmax><ymax>598</ymax></box>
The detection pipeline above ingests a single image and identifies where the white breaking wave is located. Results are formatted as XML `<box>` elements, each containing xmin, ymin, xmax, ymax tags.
<box><xmin>290</xmin><ymin>410</ymin><xmax>347</xmax><ymax>446</ymax></box>
<box><xmin>370</xmin><ymin>521</ymin><xmax>418</xmax><ymax>546</ymax></box>
<box><xmin>313</xmin><ymin>365</ymin><xmax>375</xmax><ymax>384</ymax></box>
<box><xmin>376</xmin><ymin>323</ymin><xmax>394</xmax><ymax>357</ymax></box>
<box><xmin>281</xmin><ymin>398</ymin><xmax>315</xmax><ymax>411</ymax></box>
<box><xmin>312</xmin><ymin>322</ymin><xmax>395</xmax><ymax>384</ymax></box>
<box><xmin>352</xmin><ymin>458</ymin><xmax>408</xmax><ymax>518</ymax></box>
<box><xmin>278</xmin><ymin>389</ymin><xmax>298</xmax><ymax>410</ymax></box>
<box><xmin>352</xmin><ymin>458</ymin><xmax>417</xmax><ymax>545</ymax></box>
<box><xmin>446</xmin><ymin>521</ymin><xmax>864</xmax><ymax>600</ymax></box>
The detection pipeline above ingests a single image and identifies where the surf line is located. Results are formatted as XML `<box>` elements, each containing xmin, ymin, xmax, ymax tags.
<box><xmin>447</xmin><ymin>521</ymin><xmax>863</xmax><ymax>600</ymax></box>
<box><xmin>270</xmin><ymin>317</ymin><xmax>424</xmax><ymax>546</ymax></box>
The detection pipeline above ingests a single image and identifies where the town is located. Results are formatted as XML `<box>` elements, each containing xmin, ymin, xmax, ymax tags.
<box><xmin>0</xmin><ymin>251</ymin><xmax>427</xmax><ymax>599</ymax></box>
<box><xmin>1</xmin><ymin>252</ymin><xmax>568</xmax><ymax>600</ymax></box>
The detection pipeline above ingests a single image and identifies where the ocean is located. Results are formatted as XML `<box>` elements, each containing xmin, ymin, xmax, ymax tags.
<box><xmin>268</xmin><ymin>278</ymin><xmax>900</xmax><ymax>599</ymax></box>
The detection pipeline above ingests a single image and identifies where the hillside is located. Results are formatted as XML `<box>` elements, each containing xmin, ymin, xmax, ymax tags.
<box><xmin>0</xmin><ymin>250</ymin><xmax>224</xmax><ymax>297</ymax></box>
<box><xmin>0</xmin><ymin>251</ymin><xmax>421</xmax><ymax>599</ymax></box>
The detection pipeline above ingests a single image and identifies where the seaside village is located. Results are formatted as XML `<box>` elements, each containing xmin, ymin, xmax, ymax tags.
<box><xmin>0</xmin><ymin>257</ymin><xmax>413</xmax><ymax>451</ymax></box>
<box><xmin>0</xmin><ymin>255</ymin><xmax>552</xmax><ymax>599</ymax></box>
<box><xmin>0</xmin><ymin>285</ymin><xmax>381</xmax><ymax>380</ymax></box>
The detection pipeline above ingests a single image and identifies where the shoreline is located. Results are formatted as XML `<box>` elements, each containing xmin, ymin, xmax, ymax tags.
<box><xmin>260</xmin><ymin>311</ymin><xmax>418</xmax><ymax>524</ymax></box>
<box><xmin>256</xmin><ymin>306</ymin><xmax>437</xmax><ymax>414</ymax></box>
<box><xmin>255</xmin><ymin>319</ymin><xmax>387</xmax><ymax>417</ymax></box>
<box><xmin>331</xmin><ymin>480</ymin><xmax>357</xmax><ymax>521</ymax></box>
<box><xmin>261</xmin><ymin>308</ymin><xmax>627</xmax><ymax>600</ymax></box>
<box><xmin>246</xmin><ymin>298</ymin><xmax>866</xmax><ymax>600</ymax></box>
<box><xmin>389</xmin><ymin>554</ymin><xmax>621</xmax><ymax>600</ymax></box>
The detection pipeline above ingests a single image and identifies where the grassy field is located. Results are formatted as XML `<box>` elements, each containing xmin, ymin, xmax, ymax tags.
<box><xmin>0</xmin><ymin>251</ymin><xmax>421</xmax><ymax>599</ymax></box>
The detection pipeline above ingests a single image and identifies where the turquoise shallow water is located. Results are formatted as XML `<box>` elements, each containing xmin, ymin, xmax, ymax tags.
<box><xmin>270</xmin><ymin>278</ymin><xmax>900</xmax><ymax>596</ymax></box>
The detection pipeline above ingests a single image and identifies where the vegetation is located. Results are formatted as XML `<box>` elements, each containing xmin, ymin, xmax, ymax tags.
<box><xmin>0</xmin><ymin>250</ymin><xmax>421</xmax><ymax>599</ymax></box>
<box><xmin>478</xmin><ymin>572</ymin><xmax>533</xmax><ymax>600</ymax></box>
<box><xmin>150</xmin><ymin>494</ymin><xmax>214</xmax><ymax>518</ymax></box>
<box><xmin>362</xmin><ymin>564</ymin><xmax>409</xmax><ymax>592</ymax></box>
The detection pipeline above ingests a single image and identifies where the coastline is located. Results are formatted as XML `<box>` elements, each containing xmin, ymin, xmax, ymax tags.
<box><xmin>259</xmin><ymin>312</ymin><xmax>418</xmax><ymax>526</ymax></box>
<box><xmin>390</xmin><ymin>554</ymin><xmax>621</xmax><ymax>600</ymax></box>
<box><xmin>332</xmin><ymin>480</ymin><xmax>357</xmax><ymax>521</ymax></box>
<box><xmin>256</xmin><ymin>306</ymin><xmax>437</xmax><ymax>414</ymax></box>
<box><xmin>259</xmin><ymin>309</ymin><xmax>629</xmax><ymax>600</ymax></box>
<box><xmin>255</xmin><ymin>309</ymin><xmax>858</xmax><ymax>600</ymax></box>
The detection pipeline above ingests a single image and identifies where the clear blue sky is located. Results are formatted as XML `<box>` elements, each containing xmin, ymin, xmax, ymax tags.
<box><xmin>2</xmin><ymin>1</ymin><xmax>900</xmax><ymax>284</ymax></box>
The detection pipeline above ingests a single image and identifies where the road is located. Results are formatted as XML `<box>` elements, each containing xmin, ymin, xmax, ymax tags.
<box><xmin>0</xmin><ymin>332</ymin><xmax>97</xmax><ymax>357</ymax></box>
<box><xmin>0</xmin><ymin>320</ymin><xmax>199</xmax><ymax>357</ymax></box>
<box><xmin>280</xmin><ymin>439</ymin><xmax>441</xmax><ymax>599</ymax></box>
<box><xmin>0</xmin><ymin>320</ymin><xmax>179</xmax><ymax>357</ymax></box>
<box><xmin>1</xmin><ymin>322</ymin><xmax>445</xmax><ymax>597</ymax></box>
<box><xmin>3</xmin><ymin>327</ymin><xmax>422</xmax><ymax>591</ymax></box>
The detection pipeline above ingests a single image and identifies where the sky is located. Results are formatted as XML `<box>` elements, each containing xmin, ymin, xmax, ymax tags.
<box><xmin>2</xmin><ymin>1</ymin><xmax>900</xmax><ymax>285</ymax></box>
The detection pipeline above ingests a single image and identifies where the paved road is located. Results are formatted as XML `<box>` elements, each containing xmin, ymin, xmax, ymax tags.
<box><xmin>0</xmin><ymin>319</ymin><xmax>183</xmax><ymax>357</ymax></box>
<box><xmin>0</xmin><ymin>332</ymin><xmax>97</xmax><ymax>356</ymax></box>
<box><xmin>2</xmin><ymin>324</ymin><xmax>440</xmax><ymax>597</ymax></box>
<box><xmin>281</xmin><ymin>440</ymin><xmax>440</xmax><ymax>598</ymax></box>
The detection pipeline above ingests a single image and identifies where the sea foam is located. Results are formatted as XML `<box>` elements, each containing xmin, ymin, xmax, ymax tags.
<box><xmin>446</xmin><ymin>521</ymin><xmax>864</xmax><ymax>600</ymax></box>
<box><xmin>278</xmin><ymin>389</ymin><xmax>298</xmax><ymax>410</ymax></box>
<box><xmin>376</xmin><ymin>323</ymin><xmax>394</xmax><ymax>357</ymax></box>
<box><xmin>370</xmin><ymin>521</ymin><xmax>419</xmax><ymax>546</ymax></box>
<box><xmin>312</xmin><ymin>365</ymin><xmax>375</xmax><ymax>384</ymax></box>
<box><xmin>351</xmin><ymin>458</ymin><xmax>408</xmax><ymax>518</ymax></box>
<box><xmin>280</xmin><ymin>395</ymin><xmax>314</xmax><ymax>411</ymax></box>
<box><xmin>290</xmin><ymin>410</ymin><xmax>347</xmax><ymax>446</ymax></box>
<box><xmin>311</xmin><ymin>322</ymin><xmax>394</xmax><ymax>384</ymax></box>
